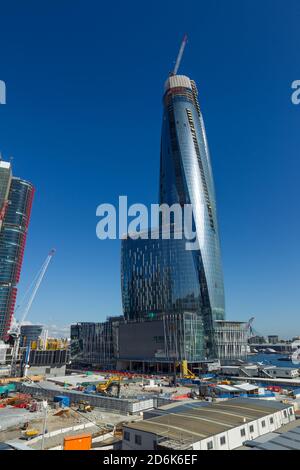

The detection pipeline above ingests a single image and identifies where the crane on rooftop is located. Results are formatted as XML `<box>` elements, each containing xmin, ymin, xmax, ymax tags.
<box><xmin>171</xmin><ymin>34</ymin><xmax>188</xmax><ymax>76</ymax></box>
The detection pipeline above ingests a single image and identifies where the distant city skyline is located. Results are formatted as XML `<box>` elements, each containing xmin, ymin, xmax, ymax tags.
<box><xmin>0</xmin><ymin>1</ymin><xmax>299</xmax><ymax>337</ymax></box>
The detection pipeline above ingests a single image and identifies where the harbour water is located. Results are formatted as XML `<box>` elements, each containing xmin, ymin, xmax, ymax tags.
<box><xmin>249</xmin><ymin>353</ymin><xmax>295</xmax><ymax>368</ymax></box>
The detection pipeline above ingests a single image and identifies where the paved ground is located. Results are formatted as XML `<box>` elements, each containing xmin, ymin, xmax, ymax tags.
<box><xmin>28</xmin><ymin>424</ymin><xmax>102</xmax><ymax>450</ymax></box>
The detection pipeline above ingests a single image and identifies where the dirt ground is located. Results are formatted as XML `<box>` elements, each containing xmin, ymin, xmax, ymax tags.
<box><xmin>0</xmin><ymin>404</ymin><xmax>141</xmax><ymax>444</ymax></box>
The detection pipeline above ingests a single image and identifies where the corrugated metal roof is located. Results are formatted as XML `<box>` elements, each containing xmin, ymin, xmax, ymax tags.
<box><xmin>244</xmin><ymin>425</ymin><xmax>300</xmax><ymax>450</ymax></box>
<box><xmin>125</xmin><ymin>399</ymin><xmax>292</xmax><ymax>443</ymax></box>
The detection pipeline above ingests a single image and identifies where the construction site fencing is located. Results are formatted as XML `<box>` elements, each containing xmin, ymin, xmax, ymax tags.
<box><xmin>16</xmin><ymin>382</ymin><xmax>155</xmax><ymax>414</ymax></box>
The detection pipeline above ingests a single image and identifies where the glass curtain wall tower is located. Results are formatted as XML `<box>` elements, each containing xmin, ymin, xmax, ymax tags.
<box><xmin>122</xmin><ymin>43</ymin><xmax>225</xmax><ymax>359</ymax></box>
<box><xmin>0</xmin><ymin>162</ymin><xmax>34</xmax><ymax>340</ymax></box>
<box><xmin>159</xmin><ymin>73</ymin><xmax>225</xmax><ymax>354</ymax></box>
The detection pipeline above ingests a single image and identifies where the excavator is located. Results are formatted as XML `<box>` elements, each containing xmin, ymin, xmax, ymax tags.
<box><xmin>96</xmin><ymin>376</ymin><xmax>123</xmax><ymax>397</ymax></box>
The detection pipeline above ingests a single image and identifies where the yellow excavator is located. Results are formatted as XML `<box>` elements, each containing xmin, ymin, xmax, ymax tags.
<box><xmin>96</xmin><ymin>376</ymin><xmax>123</xmax><ymax>396</ymax></box>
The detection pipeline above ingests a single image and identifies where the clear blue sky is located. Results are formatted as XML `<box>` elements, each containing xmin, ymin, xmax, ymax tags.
<box><xmin>0</xmin><ymin>0</ymin><xmax>299</xmax><ymax>338</ymax></box>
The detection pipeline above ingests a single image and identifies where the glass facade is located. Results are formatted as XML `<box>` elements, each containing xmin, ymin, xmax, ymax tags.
<box><xmin>122</xmin><ymin>228</ymin><xmax>203</xmax><ymax>320</ymax></box>
<box><xmin>0</xmin><ymin>161</ymin><xmax>12</xmax><ymax>231</ymax></box>
<box><xmin>214</xmin><ymin>321</ymin><xmax>248</xmax><ymax>360</ymax></box>
<box><xmin>20</xmin><ymin>324</ymin><xmax>43</xmax><ymax>347</ymax></box>
<box><xmin>71</xmin><ymin>319</ymin><xmax>122</xmax><ymax>367</ymax></box>
<box><xmin>0</xmin><ymin>176</ymin><xmax>34</xmax><ymax>340</ymax></box>
<box><xmin>161</xmin><ymin>75</ymin><xmax>225</xmax><ymax>356</ymax></box>
<box><xmin>121</xmin><ymin>74</ymin><xmax>225</xmax><ymax>359</ymax></box>
<box><xmin>160</xmin><ymin>75</ymin><xmax>225</xmax><ymax>324</ymax></box>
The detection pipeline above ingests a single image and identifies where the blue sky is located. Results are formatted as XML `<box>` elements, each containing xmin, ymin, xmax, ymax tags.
<box><xmin>0</xmin><ymin>0</ymin><xmax>299</xmax><ymax>337</ymax></box>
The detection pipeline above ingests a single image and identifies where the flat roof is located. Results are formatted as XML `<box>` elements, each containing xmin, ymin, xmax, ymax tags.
<box><xmin>47</xmin><ymin>374</ymin><xmax>106</xmax><ymax>386</ymax></box>
<box><xmin>215</xmin><ymin>384</ymin><xmax>238</xmax><ymax>392</ymax></box>
<box><xmin>221</xmin><ymin>365</ymin><xmax>257</xmax><ymax>369</ymax></box>
<box><xmin>125</xmin><ymin>399</ymin><xmax>291</xmax><ymax>444</ymax></box>
<box><xmin>144</xmin><ymin>400</ymin><xmax>210</xmax><ymax>418</ymax></box>
<box><xmin>244</xmin><ymin>425</ymin><xmax>300</xmax><ymax>450</ymax></box>
<box><xmin>234</xmin><ymin>383</ymin><xmax>259</xmax><ymax>392</ymax></box>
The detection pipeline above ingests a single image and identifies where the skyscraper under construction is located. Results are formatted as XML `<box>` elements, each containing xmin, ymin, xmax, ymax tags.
<box><xmin>121</xmin><ymin>37</ymin><xmax>226</xmax><ymax>360</ymax></box>
<box><xmin>72</xmin><ymin>38</ymin><xmax>247</xmax><ymax>370</ymax></box>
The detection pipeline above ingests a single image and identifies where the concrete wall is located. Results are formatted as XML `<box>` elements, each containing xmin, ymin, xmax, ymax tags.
<box><xmin>17</xmin><ymin>382</ymin><xmax>155</xmax><ymax>415</ymax></box>
<box><xmin>26</xmin><ymin>365</ymin><xmax>66</xmax><ymax>377</ymax></box>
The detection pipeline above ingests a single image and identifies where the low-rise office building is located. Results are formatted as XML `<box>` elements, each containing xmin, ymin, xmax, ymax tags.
<box><xmin>122</xmin><ymin>398</ymin><xmax>295</xmax><ymax>450</ymax></box>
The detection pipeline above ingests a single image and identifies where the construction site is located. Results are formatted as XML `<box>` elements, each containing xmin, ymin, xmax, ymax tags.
<box><xmin>1</xmin><ymin>360</ymin><xmax>300</xmax><ymax>451</ymax></box>
<box><xmin>0</xmin><ymin>365</ymin><xmax>214</xmax><ymax>450</ymax></box>
<box><xmin>1</xmin><ymin>166</ymin><xmax>299</xmax><ymax>452</ymax></box>
<box><xmin>0</xmin><ymin>30</ymin><xmax>299</xmax><ymax>452</ymax></box>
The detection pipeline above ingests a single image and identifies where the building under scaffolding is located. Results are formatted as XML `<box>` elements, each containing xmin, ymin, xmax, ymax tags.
<box><xmin>214</xmin><ymin>321</ymin><xmax>248</xmax><ymax>361</ymax></box>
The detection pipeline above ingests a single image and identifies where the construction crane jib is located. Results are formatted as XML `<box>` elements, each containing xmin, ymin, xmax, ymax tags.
<box><xmin>10</xmin><ymin>249</ymin><xmax>56</xmax><ymax>376</ymax></box>
<box><xmin>172</xmin><ymin>34</ymin><xmax>188</xmax><ymax>76</ymax></box>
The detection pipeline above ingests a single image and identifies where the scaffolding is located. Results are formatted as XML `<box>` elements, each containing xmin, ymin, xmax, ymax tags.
<box><xmin>214</xmin><ymin>321</ymin><xmax>248</xmax><ymax>361</ymax></box>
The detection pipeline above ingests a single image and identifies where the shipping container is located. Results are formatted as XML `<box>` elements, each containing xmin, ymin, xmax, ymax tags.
<box><xmin>63</xmin><ymin>433</ymin><xmax>92</xmax><ymax>450</ymax></box>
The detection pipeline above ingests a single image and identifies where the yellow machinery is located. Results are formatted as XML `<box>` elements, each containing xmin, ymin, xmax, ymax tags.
<box><xmin>180</xmin><ymin>360</ymin><xmax>196</xmax><ymax>379</ymax></box>
<box><xmin>30</xmin><ymin>338</ymin><xmax>69</xmax><ymax>351</ymax></box>
<box><xmin>22</xmin><ymin>429</ymin><xmax>39</xmax><ymax>440</ymax></box>
<box><xmin>96</xmin><ymin>376</ymin><xmax>123</xmax><ymax>394</ymax></box>
<box><xmin>78</xmin><ymin>401</ymin><xmax>92</xmax><ymax>413</ymax></box>
<box><xmin>45</xmin><ymin>338</ymin><xmax>68</xmax><ymax>350</ymax></box>
<box><xmin>0</xmin><ymin>375</ymin><xmax>44</xmax><ymax>385</ymax></box>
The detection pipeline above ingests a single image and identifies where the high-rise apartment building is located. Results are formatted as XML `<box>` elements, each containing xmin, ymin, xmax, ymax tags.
<box><xmin>0</xmin><ymin>161</ymin><xmax>34</xmax><ymax>340</ymax></box>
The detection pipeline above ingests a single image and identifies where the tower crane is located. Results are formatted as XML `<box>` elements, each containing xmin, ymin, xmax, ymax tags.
<box><xmin>172</xmin><ymin>34</ymin><xmax>188</xmax><ymax>76</ymax></box>
<box><xmin>246</xmin><ymin>317</ymin><xmax>255</xmax><ymax>337</ymax></box>
<box><xmin>10</xmin><ymin>249</ymin><xmax>55</xmax><ymax>377</ymax></box>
